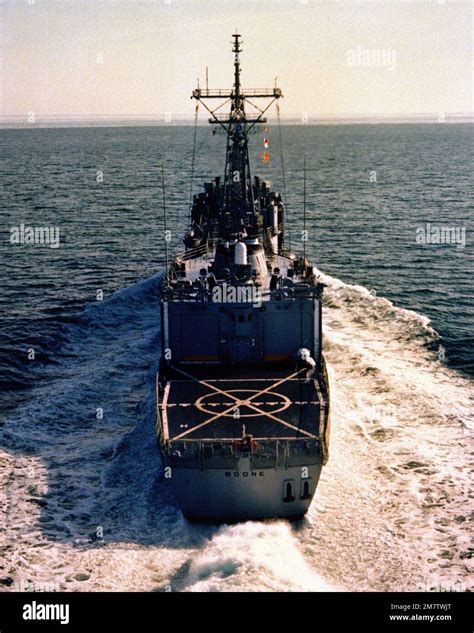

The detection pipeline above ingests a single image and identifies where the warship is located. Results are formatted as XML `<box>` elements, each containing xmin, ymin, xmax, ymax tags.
<box><xmin>156</xmin><ymin>34</ymin><xmax>330</xmax><ymax>521</ymax></box>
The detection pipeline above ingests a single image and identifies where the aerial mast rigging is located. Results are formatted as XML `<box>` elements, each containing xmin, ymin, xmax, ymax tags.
<box><xmin>191</xmin><ymin>33</ymin><xmax>282</xmax><ymax>239</ymax></box>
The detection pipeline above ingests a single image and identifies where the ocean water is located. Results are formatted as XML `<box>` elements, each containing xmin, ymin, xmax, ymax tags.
<box><xmin>0</xmin><ymin>124</ymin><xmax>472</xmax><ymax>592</ymax></box>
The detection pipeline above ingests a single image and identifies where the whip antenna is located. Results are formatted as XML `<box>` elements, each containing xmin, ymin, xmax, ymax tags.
<box><xmin>303</xmin><ymin>155</ymin><xmax>307</xmax><ymax>265</ymax></box>
<box><xmin>161</xmin><ymin>164</ymin><xmax>169</xmax><ymax>281</ymax></box>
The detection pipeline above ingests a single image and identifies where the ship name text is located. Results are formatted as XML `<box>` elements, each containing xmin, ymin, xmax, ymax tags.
<box><xmin>225</xmin><ymin>471</ymin><xmax>265</xmax><ymax>477</ymax></box>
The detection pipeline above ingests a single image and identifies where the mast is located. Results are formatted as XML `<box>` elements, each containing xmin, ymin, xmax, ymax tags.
<box><xmin>232</xmin><ymin>33</ymin><xmax>241</xmax><ymax>101</ymax></box>
<box><xmin>191</xmin><ymin>34</ymin><xmax>282</xmax><ymax>241</ymax></box>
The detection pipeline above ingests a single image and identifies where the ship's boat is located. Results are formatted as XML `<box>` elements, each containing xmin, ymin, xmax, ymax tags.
<box><xmin>156</xmin><ymin>34</ymin><xmax>330</xmax><ymax>522</ymax></box>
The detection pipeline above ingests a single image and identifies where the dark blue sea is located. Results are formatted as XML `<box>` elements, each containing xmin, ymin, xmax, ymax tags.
<box><xmin>0</xmin><ymin>124</ymin><xmax>472</xmax><ymax>592</ymax></box>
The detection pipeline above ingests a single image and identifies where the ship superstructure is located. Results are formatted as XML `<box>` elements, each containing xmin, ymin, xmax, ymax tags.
<box><xmin>156</xmin><ymin>34</ymin><xmax>330</xmax><ymax>521</ymax></box>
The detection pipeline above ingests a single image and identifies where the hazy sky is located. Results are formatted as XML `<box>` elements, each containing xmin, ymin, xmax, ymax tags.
<box><xmin>1</xmin><ymin>0</ymin><xmax>472</xmax><ymax>120</ymax></box>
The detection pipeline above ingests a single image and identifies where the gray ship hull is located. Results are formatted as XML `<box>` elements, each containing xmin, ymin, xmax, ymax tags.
<box><xmin>169</xmin><ymin>457</ymin><xmax>322</xmax><ymax>521</ymax></box>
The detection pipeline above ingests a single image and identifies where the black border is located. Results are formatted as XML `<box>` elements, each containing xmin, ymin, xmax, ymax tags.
<box><xmin>0</xmin><ymin>592</ymin><xmax>471</xmax><ymax>633</ymax></box>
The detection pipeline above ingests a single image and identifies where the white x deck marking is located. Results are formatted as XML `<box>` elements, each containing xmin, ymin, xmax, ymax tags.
<box><xmin>166</xmin><ymin>366</ymin><xmax>318</xmax><ymax>440</ymax></box>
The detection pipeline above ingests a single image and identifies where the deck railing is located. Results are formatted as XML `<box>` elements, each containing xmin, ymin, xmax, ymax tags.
<box><xmin>162</xmin><ymin>283</ymin><xmax>322</xmax><ymax>302</ymax></box>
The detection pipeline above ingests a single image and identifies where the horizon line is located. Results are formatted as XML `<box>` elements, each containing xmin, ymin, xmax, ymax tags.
<box><xmin>1</xmin><ymin>111</ymin><xmax>473</xmax><ymax>130</ymax></box>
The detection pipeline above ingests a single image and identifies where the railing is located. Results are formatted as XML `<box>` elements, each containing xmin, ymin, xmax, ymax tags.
<box><xmin>163</xmin><ymin>437</ymin><xmax>321</xmax><ymax>469</ymax></box>
<box><xmin>241</xmin><ymin>88</ymin><xmax>282</xmax><ymax>97</ymax></box>
<box><xmin>265</xmin><ymin>223</ymin><xmax>283</xmax><ymax>238</ymax></box>
<box><xmin>193</xmin><ymin>89</ymin><xmax>232</xmax><ymax>98</ymax></box>
<box><xmin>209</xmin><ymin>114</ymin><xmax>267</xmax><ymax>124</ymax></box>
<box><xmin>170</xmin><ymin>240</ymin><xmax>215</xmax><ymax>265</ymax></box>
<box><xmin>318</xmin><ymin>356</ymin><xmax>331</xmax><ymax>465</ymax></box>
<box><xmin>155</xmin><ymin>372</ymin><xmax>165</xmax><ymax>445</ymax></box>
<box><xmin>162</xmin><ymin>283</ymin><xmax>322</xmax><ymax>303</ymax></box>
<box><xmin>181</xmin><ymin>242</ymin><xmax>210</xmax><ymax>260</ymax></box>
<box><xmin>193</xmin><ymin>88</ymin><xmax>281</xmax><ymax>98</ymax></box>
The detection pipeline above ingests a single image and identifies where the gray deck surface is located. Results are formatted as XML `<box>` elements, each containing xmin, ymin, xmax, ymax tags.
<box><xmin>162</xmin><ymin>369</ymin><xmax>322</xmax><ymax>441</ymax></box>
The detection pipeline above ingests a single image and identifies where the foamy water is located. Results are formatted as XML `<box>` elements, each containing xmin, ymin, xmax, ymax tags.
<box><xmin>1</xmin><ymin>270</ymin><xmax>472</xmax><ymax>592</ymax></box>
